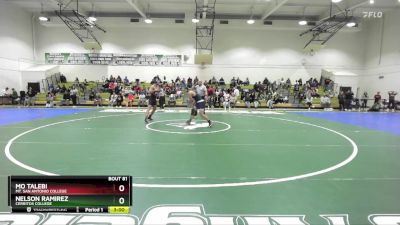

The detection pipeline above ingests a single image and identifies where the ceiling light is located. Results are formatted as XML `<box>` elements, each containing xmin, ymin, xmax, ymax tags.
<box><xmin>144</xmin><ymin>18</ymin><xmax>153</xmax><ymax>24</ymax></box>
<box><xmin>369</xmin><ymin>0</ymin><xmax>374</xmax><ymax>4</ymax></box>
<box><xmin>192</xmin><ymin>18</ymin><xmax>200</xmax><ymax>23</ymax></box>
<box><xmin>88</xmin><ymin>16</ymin><xmax>97</xmax><ymax>22</ymax></box>
<box><xmin>298</xmin><ymin>20</ymin><xmax>307</xmax><ymax>26</ymax></box>
<box><xmin>346</xmin><ymin>21</ymin><xmax>356</xmax><ymax>27</ymax></box>
<box><xmin>331</xmin><ymin>0</ymin><xmax>342</xmax><ymax>3</ymax></box>
<box><xmin>38</xmin><ymin>16</ymin><xmax>49</xmax><ymax>21</ymax></box>
<box><xmin>247</xmin><ymin>19</ymin><xmax>255</xmax><ymax>24</ymax></box>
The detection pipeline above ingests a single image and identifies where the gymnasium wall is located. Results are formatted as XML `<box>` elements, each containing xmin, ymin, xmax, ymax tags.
<box><xmin>0</xmin><ymin>1</ymin><xmax>34</xmax><ymax>91</ymax></box>
<box><xmin>359</xmin><ymin>8</ymin><xmax>400</xmax><ymax>98</ymax></box>
<box><xmin>34</xmin><ymin>21</ymin><xmax>367</xmax><ymax>84</ymax></box>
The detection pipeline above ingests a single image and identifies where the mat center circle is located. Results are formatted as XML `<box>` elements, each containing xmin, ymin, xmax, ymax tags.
<box><xmin>146</xmin><ymin>119</ymin><xmax>231</xmax><ymax>134</ymax></box>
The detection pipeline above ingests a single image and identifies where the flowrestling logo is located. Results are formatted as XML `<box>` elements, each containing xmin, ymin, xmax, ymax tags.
<box><xmin>0</xmin><ymin>205</ymin><xmax>399</xmax><ymax>225</ymax></box>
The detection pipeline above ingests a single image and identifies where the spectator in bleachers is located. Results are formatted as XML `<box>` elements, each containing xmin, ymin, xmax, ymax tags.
<box><xmin>219</xmin><ymin>77</ymin><xmax>225</xmax><ymax>86</ymax></box>
<box><xmin>94</xmin><ymin>92</ymin><xmax>102</xmax><ymax>107</ymax></box>
<box><xmin>126</xmin><ymin>92</ymin><xmax>135</xmax><ymax>107</ymax></box>
<box><xmin>211</xmin><ymin>76</ymin><xmax>217</xmax><ymax>85</ymax></box>
<box><xmin>138</xmin><ymin>92</ymin><xmax>147</xmax><ymax>108</ymax></box>
<box><xmin>194</xmin><ymin>76</ymin><xmax>199</xmax><ymax>85</ymax></box>
<box><xmin>263</xmin><ymin>77</ymin><xmax>269</xmax><ymax>85</ymax></box>
<box><xmin>116</xmin><ymin>76</ymin><xmax>122</xmax><ymax>84</ymax></box>
<box><xmin>89</xmin><ymin>90</ymin><xmax>95</xmax><ymax>101</ymax></box>
<box><xmin>123</xmin><ymin>76</ymin><xmax>129</xmax><ymax>86</ymax></box>
<box><xmin>243</xmin><ymin>77</ymin><xmax>250</xmax><ymax>86</ymax></box>
<box><xmin>116</xmin><ymin>93</ymin><xmax>124</xmax><ymax>107</ymax></box>
<box><xmin>45</xmin><ymin>92</ymin><xmax>54</xmax><ymax>108</ymax></box>
<box><xmin>181</xmin><ymin>78</ymin><xmax>187</xmax><ymax>89</ymax></box>
<box><xmin>320</xmin><ymin>94</ymin><xmax>331</xmax><ymax>110</ymax></box>
<box><xmin>244</xmin><ymin>92</ymin><xmax>251</xmax><ymax>108</ymax></box>
<box><xmin>250</xmin><ymin>91</ymin><xmax>259</xmax><ymax>108</ymax></box>
<box><xmin>60</xmin><ymin>74</ymin><xmax>66</xmax><ymax>83</ymax></box>
<box><xmin>168</xmin><ymin>93</ymin><xmax>177</xmax><ymax>106</ymax></box>
<box><xmin>187</xmin><ymin>77</ymin><xmax>193</xmax><ymax>88</ymax></box>
<box><xmin>267</xmin><ymin>98</ymin><xmax>274</xmax><ymax>109</ymax></box>
<box><xmin>61</xmin><ymin>89</ymin><xmax>71</xmax><ymax>106</ymax></box>
<box><xmin>2</xmin><ymin>87</ymin><xmax>11</xmax><ymax>96</ymax></box>
<box><xmin>207</xmin><ymin>85</ymin><xmax>215</xmax><ymax>109</ymax></box>
<box><xmin>109</xmin><ymin>92</ymin><xmax>118</xmax><ymax>107</ymax></box>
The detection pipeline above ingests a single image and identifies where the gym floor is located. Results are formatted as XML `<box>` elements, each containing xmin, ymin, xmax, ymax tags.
<box><xmin>0</xmin><ymin>108</ymin><xmax>399</xmax><ymax>224</ymax></box>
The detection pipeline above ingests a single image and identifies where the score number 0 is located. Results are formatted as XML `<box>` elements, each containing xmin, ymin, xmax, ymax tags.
<box><xmin>118</xmin><ymin>185</ymin><xmax>126</xmax><ymax>205</ymax></box>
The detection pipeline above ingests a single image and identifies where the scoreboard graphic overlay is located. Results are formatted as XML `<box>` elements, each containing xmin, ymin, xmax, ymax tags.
<box><xmin>8</xmin><ymin>176</ymin><xmax>132</xmax><ymax>214</ymax></box>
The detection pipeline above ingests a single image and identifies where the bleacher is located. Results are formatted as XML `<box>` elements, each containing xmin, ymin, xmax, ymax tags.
<box><xmin>2</xmin><ymin>74</ymin><xmax>341</xmax><ymax>109</ymax></box>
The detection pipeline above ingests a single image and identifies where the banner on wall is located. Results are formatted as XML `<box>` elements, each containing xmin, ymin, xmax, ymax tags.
<box><xmin>45</xmin><ymin>53</ymin><xmax>182</xmax><ymax>66</ymax></box>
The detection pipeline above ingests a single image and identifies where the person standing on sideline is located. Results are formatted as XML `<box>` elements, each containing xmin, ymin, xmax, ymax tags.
<box><xmin>361</xmin><ymin>92</ymin><xmax>368</xmax><ymax>110</ymax></box>
<box><xmin>145</xmin><ymin>82</ymin><xmax>160</xmax><ymax>123</ymax></box>
<box><xmin>388</xmin><ymin>91</ymin><xmax>398</xmax><ymax>112</ymax></box>
<box><xmin>338</xmin><ymin>91</ymin><xmax>345</xmax><ymax>111</ymax></box>
<box><xmin>158</xmin><ymin>86</ymin><xmax>166</xmax><ymax>109</ymax></box>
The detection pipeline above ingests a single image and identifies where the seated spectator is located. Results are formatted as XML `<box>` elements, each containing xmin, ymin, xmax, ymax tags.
<box><xmin>134</xmin><ymin>85</ymin><xmax>142</xmax><ymax>94</ymax></box>
<box><xmin>267</xmin><ymin>98</ymin><xmax>274</xmax><ymax>109</ymax></box>
<box><xmin>263</xmin><ymin>77</ymin><xmax>269</xmax><ymax>85</ymax></box>
<box><xmin>243</xmin><ymin>77</ymin><xmax>250</xmax><ymax>86</ymax></box>
<box><xmin>11</xmin><ymin>88</ymin><xmax>19</xmax><ymax>104</ymax></box>
<box><xmin>61</xmin><ymin>89</ymin><xmax>71</xmax><ymax>106</ymax></box>
<box><xmin>187</xmin><ymin>77</ymin><xmax>193</xmax><ymax>88</ymax></box>
<box><xmin>211</xmin><ymin>76</ymin><xmax>217</xmax><ymax>85</ymax></box>
<box><xmin>45</xmin><ymin>92</ymin><xmax>54</xmax><ymax>108</ymax></box>
<box><xmin>168</xmin><ymin>93</ymin><xmax>177</xmax><ymax>106</ymax></box>
<box><xmin>60</xmin><ymin>74</ymin><xmax>67</xmax><ymax>83</ymax></box>
<box><xmin>181</xmin><ymin>78</ymin><xmax>186</xmax><ymax>89</ymax></box>
<box><xmin>124</xmin><ymin>76</ymin><xmax>129</xmax><ymax>85</ymax></box>
<box><xmin>244</xmin><ymin>93</ymin><xmax>251</xmax><ymax>108</ymax></box>
<box><xmin>89</xmin><ymin>90</ymin><xmax>95</xmax><ymax>101</ymax></box>
<box><xmin>94</xmin><ymin>92</ymin><xmax>102</xmax><ymax>107</ymax></box>
<box><xmin>249</xmin><ymin>91</ymin><xmax>259</xmax><ymax>108</ymax></box>
<box><xmin>116</xmin><ymin>93</ymin><xmax>124</xmax><ymax>107</ymax></box>
<box><xmin>73</xmin><ymin>78</ymin><xmax>79</xmax><ymax>90</ymax></box>
<box><xmin>116</xmin><ymin>75</ymin><xmax>122</xmax><ymax>84</ymax></box>
<box><xmin>109</xmin><ymin>93</ymin><xmax>118</xmax><ymax>107</ymax></box>
<box><xmin>2</xmin><ymin>87</ymin><xmax>11</xmax><ymax>96</ymax></box>
<box><xmin>176</xmin><ymin>89</ymin><xmax>182</xmax><ymax>99</ymax></box>
<box><xmin>138</xmin><ymin>92</ymin><xmax>147</xmax><ymax>108</ymax></box>
<box><xmin>219</xmin><ymin>77</ymin><xmax>225</xmax><ymax>86</ymax></box>
<box><xmin>126</xmin><ymin>92</ymin><xmax>135</xmax><ymax>107</ymax></box>
<box><xmin>320</xmin><ymin>94</ymin><xmax>332</xmax><ymax>110</ymax></box>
